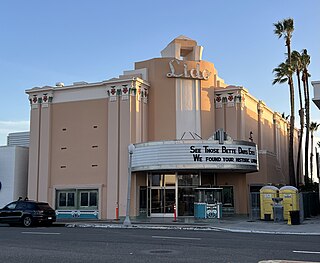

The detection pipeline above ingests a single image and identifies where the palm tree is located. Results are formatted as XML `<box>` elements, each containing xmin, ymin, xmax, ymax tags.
<box><xmin>309</xmin><ymin>122</ymin><xmax>319</xmax><ymax>183</ymax></box>
<box><xmin>274</xmin><ymin>18</ymin><xmax>294</xmax><ymax>64</ymax></box>
<box><xmin>291</xmin><ymin>50</ymin><xmax>304</xmax><ymax>187</ymax></box>
<box><xmin>301</xmin><ymin>49</ymin><xmax>311</xmax><ymax>185</ymax></box>
<box><xmin>272</xmin><ymin>61</ymin><xmax>296</xmax><ymax>186</ymax></box>
<box><xmin>274</xmin><ymin>18</ymin><xmax>296</xmax><ymax>186</ymax></box>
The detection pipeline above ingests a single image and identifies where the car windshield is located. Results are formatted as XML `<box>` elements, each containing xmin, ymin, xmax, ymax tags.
<box><xmin>5</xmin><ymin>203</ymin><xmax>17</xmax><ymax>210</ymax></box>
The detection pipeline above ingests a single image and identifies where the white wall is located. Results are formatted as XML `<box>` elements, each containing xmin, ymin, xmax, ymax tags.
<box><xmin>175</xmin><ymin>79</ymin><xmax>201</xmax><ymax>139</ymax></box>
<box><xmin>0</xmin><ymin>146</ymin><xmax>28</xmax><ymax>208</ymax></box>
<box><xmin>13</xmin><ymin>147</ymin><xmax>29</xmax><ymax>199</ymax></box>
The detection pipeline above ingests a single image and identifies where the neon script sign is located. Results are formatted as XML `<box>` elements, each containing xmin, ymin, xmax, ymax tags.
<box><xmin>167</xmin><ymin>59</ymin><xmax>211</xmax><ymax>80</ymax></box>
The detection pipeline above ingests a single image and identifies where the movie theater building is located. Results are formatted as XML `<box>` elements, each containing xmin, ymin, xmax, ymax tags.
<box><xmin>26</xmin><ymin>36</ymin><xmax>300</xmax><ymax>219</ymax></box>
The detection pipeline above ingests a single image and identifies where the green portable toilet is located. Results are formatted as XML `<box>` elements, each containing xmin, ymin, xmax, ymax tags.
<box><xmin>260</xmin><ymin>185</ymin><xmax>279</xmax><ymax>220</ymax></box>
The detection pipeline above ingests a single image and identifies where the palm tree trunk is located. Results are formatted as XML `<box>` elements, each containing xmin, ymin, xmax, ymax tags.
<box><xmin>287</xmin><ymin>38</ymin><xmax>292</xmax><ymax>64</ymax></box>
<box><xmin>296</xmin><ymin>70</ymin><xmax>303</xmax><ymax>188</ymax></box>
<box><xmin>286</xmin><ymin>40</ymin><xmax>296</xmax><ymax>186</ymax></box>
<box><xmin>288</xmin><ymin>76</ymin><xmax>296</xmax><ymax>186</ymax></box>
<box><xmin>296</xmin><ymin>109</ymin><xmax>304</xmax><ymax>188</ymax></box>
<box><xmin>303</xmin><ymin>74</ymin><xmax>310</xmax><ymax>185</ymax></box>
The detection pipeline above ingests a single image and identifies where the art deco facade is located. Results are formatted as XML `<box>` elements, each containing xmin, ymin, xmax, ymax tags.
<box><xmin>26</xmin><ymin>36</ymin><xmax>300</xmax><ymax>219</ymax></box>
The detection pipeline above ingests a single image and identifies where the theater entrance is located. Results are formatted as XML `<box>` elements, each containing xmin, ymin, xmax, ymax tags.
<box><xmin>148</xmin><ymin>173</ymin><xmax>176</xmax><ymax>217</ymax></box>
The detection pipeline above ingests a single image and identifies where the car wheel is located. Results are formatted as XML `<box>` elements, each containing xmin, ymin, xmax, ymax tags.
<box><xmin>22</xmin><ymin>216</ymin><xmax>33</xmax><ymax>227</ymax></box>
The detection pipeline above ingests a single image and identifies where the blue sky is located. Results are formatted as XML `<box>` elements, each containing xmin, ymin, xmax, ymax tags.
<box><xmin>0</xmin><ymin>0</ymin><xmax>319</xmax><ymax>145</ymax></box>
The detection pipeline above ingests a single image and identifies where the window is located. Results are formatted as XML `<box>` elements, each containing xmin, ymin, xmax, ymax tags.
<box><xmin>6</xmin><ymin>202</ymin><xmax>17</xmax><ymax>210</ymax></box>
<box><xmin>221</xmin><ymin>186</ymin><xmax>234</xmax><ymax>207</ymax></box>
<box><xmin>80</xmin><ymin>193</ymin><xmax>89</xmax><ymax>206</ymax></box>
<box><xmin>56</xmin><ymin>189</ymin><xmax>98</xmax><ymax>210</ymax></box>
<box><xmin>57</xmin><ymin>191</ymin><xmax>76</xmax><ymax>208</ymax></box>
<box><xmin>178</xmin><ymin>174</ymin><xmax>199</xmax><ymax>186</ymax></box>
<box><xmin>15</xmin><ymin>202</ymin><xmax>26</xmax><ymax>210</ymax></box>
<box><xmin>79</xmin><ymin>191</ymin><xmax>98</xmax><ymax>208</ymax></box>
<box><xmin>89</xmin><ymin>192</ymin><xmax>97</xmax><ymax>206</ymax></box>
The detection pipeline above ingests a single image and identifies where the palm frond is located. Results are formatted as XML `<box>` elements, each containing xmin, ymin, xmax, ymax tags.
<box><xmin>273</xmin><ymin>22</ymin><xmax>283</xmax><ymax>38</ymax></box>
<box><xmin>310</xmin><ymin>122</ymin><xmax>320</xmax><ymax>131</ymax></box>
<box><xmin>272</xmin><ymin>61</ymin><xmax>292</xmax><ymax>85</ymax></box>
<box><xmin>273</xmin><ymin>18</ymin><xmax>294</xmax><ymax>41</ymax></box>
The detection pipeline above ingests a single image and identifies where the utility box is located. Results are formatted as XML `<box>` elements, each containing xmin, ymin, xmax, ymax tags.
<box><xmin>279</xmin><ymin>186</ymin><xmax>299</xmax><ymax>220</ymax></box>
<box><xmin>194</xmin><ymin>203</ymin><xmax>206</xmax><ymax>219</ymax></box>
<box><xmin>260</xmin><ymin>186</ymin><xmax>279</xmax><ymax>220</ymax></box>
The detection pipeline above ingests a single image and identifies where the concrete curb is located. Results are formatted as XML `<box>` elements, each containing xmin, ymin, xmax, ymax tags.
<box><xmin>65</xmin><ymin>223</ymin><xmax>320</xmax><ymax>235</ymax></box>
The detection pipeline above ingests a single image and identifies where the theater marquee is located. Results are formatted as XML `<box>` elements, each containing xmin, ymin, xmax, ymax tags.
<box><xmin>131</xmin><ymin>140</ymin><xmax>259</xmax><ymax>173</ymax></box>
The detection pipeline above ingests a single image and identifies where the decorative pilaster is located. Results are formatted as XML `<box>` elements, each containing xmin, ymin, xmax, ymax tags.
<box><xmin>106</xmin><ymin>81</ymin><xmax>148</xmax><ymax>103</ymax></box>
<box><xmin>143</xmin><ymin>88</ymin><xmax>148</xmax><ymax>104</ymax></box>
<box><xmin>121</xmin><ymin>85</ymin><xmax>129</xmax><ymax>100</ymax></box>
<box><xmin>215</xmin><ymin>92</ymin><xmax>243</xmax><ymax>108</ymax></box>
<box><xmin>215</xmin><ymin>93</ymin><xmax>222</xmax><ymax>108</ymax></box>
<box><xmin>273</xmin><ymin>112</ymin><xmax>282</xmax><ymax>159</ymax></box>
<box><xmin>29</xmin><ymin>94</ymin><xmax>41</xmax><ymax>109</ymax></box>
<box><xmin>227</xmin><ymin>92</ymin><xmax>234</xmax><ymax>107</ymax></box>
<box><xmin>137</xmin><ymin>86</ymin><xmax>142</xmax><ymax>101</ymax></box>
<box><xmin>107</xmin><ymin>86</ymin><xmax>117</xmax><ymax>102</ymax></box>
<box><xmin>257</xmin><ymin>100</ymin><xmax>266</xmax><ymax>149</ymax></box>
<box><xmin>130</xmin><ymin>82</ymin><xmax>137</xmax><ymax>96</ymax></box>
<box><xmin>41</xmin><ymin>92</ymin><xmax>53</xmax><ymax>108</ymax></box>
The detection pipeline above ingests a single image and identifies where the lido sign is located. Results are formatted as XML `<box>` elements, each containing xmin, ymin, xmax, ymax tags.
<box><xmin>167</xmin><ymin>59</ymin><xmax>211</xmax><ymax>80</ymax></box>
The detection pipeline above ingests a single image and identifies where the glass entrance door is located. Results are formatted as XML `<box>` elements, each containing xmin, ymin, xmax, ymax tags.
<box><xmin>149</xmin><ymin>174</ymin><xmax>176</xmax><ymax>217</ymax></box>
<box><xmin>151</xmin><ymin>188</ymin><xmax>175</xmax><ymax>216</ymax></box>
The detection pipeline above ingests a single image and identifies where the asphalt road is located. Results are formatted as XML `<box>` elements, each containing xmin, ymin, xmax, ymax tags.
<box><xmin>0</xmin><ymin>224</ymin><xmax>319</xmax><ymax>263</ymax></box>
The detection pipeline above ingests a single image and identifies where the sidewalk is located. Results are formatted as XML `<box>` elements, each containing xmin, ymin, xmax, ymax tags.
<box><xmin>58</xmin><ymin>215</ymin><xmax>320</xmax><ymax>235</ymax></box>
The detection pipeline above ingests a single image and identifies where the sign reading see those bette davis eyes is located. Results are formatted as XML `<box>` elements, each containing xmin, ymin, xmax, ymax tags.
<box><xmin>167</xmin><ymin>59</ymin><xmax>211</xmax><ymax>80</ymax></box>
<box><xmin>131</xmin><ymin>140</ymin><xmax>259</xmax><ymax>173</ymax></box>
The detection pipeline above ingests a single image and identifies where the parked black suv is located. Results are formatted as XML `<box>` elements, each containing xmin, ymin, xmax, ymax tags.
<box><xmin>0</xmin><ymin>199</ymin><xmax>56</xmax><ymax>227</ymax></box>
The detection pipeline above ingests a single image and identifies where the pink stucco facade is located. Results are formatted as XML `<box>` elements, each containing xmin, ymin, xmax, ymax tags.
<box><xmin>26</xmin><ymin>36</ymin><xmax>300</xmax><ymax>219</ymax></box>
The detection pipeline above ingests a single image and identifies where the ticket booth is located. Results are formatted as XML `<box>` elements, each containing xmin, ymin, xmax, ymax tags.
<box><xmin>194</xmin><ymin>188</ymin><xmax>222</xmax><ymax>219</ymax></box>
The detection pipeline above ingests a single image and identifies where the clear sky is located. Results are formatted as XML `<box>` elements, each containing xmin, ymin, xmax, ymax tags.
<box><xmin>0</xmin><ymin>0</ymin><xmax>319</xmax><ymax>145</ymax></box>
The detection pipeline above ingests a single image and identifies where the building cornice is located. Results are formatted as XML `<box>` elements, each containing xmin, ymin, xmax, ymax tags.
<box><xmin>25</xmin><ymin>77</ymin><xmax>150</xmax><ymax>95</ymax></box>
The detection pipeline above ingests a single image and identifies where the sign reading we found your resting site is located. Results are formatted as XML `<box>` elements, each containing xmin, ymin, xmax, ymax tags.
<box><xmin>131</xmin><ymin>140</ymin><xmax>259</xmax><ymax>173</ymax></box>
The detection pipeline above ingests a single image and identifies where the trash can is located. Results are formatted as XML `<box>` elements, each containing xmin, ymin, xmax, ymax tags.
<box><xmin>272</xmin><ymin>198</ymin><xmax>284</xmax><ymax>222</ymax></box>
<box><xmin>289</xmin><ymin>210</ymin><xmax>300</xmax><ymax>225</ymax></box>
<box><xmin>279</xmin><ymin>186</ymin><xmax>299</xmax><ymax>220</ymax></box>
<box><xmin>260</xmin><ymin>186</ymin><xmax>279</xmax><ymax>220</ymax></box>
